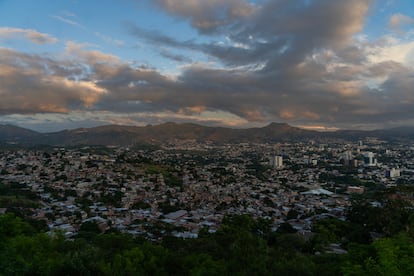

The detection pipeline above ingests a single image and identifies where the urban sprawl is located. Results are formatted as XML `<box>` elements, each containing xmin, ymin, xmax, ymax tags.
<box><xmin>1</xmin><ymin>138</ymin><xmax>412</xmax><ymax>242</ymax></box>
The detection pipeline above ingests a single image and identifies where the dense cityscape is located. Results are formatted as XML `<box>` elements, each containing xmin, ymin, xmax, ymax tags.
<box><xmin>2</xmin><ymin>135</ymin><xmax>414</xmax><ymax>274</ymax></box>
<box><xmin>1</xmin><ymin>137</ymin><xmax>412</xmax><ymax>239</ymax></box>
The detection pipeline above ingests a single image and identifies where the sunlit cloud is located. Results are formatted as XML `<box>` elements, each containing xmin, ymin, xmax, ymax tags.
<box><xmin>153</xmin><ymin>0</ymin><xmax>258</xmax><ymax>33</ymax></box>
<box><xmin>0</xmin><ymin>27</ymin><xmax>57</xmax><ymax>44</ymax></box>
<box><xmin>2</xmin><ymin>0</ymin><xmax>414</xmax><ymax>131</ymax></box>
<box><xmin>366</xmin><ymin>37</ymin><xmax>414</xmax><ymax>65</ymax></box>
<box><xmin>389</xmin><ymin>13</ymin><xmax>414</xmax><ymax>31</ymax></box>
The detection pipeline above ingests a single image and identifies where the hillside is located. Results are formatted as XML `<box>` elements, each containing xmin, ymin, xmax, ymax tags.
<box><xmin>28</xmin><ymin>122</ymin><xmax>324</xmax><ymax>145</ymax></box>
<box><xmin>0</xmin><ymin>124</ymin><xmax>41</xmax><ymax>144</ymax></box>
<box><xmin>1</xmin><ymin>122</ymin><xmax>414</xmax><ymax>146</ymax></box>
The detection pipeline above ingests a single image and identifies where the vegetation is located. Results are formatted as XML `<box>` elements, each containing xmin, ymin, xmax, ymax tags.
<box><xmin>2</xmin><ymin>187</ymin><xmax>414</xmax><ymax>275</ymax></box>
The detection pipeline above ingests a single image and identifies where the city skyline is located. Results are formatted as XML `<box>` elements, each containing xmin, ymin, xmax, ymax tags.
<box><xmin>1</xmin><ymin>0</ymin><xmax>414</xmax><ymax>132</ymax></box>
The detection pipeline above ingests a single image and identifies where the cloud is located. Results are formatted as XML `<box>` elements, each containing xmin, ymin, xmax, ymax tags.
<box><xmin>4</xmin><ymin>0</ymin><xmax>414</xmax><ymax>131</ymax></box>
<box><xmin>51</xmin><ymin>15</ymin><xmax>85</xmax><ymax>29</ymax></box>
<box><xmin>159</xmin><ymin>49</ymin><xmax>193</xmax><ymax>63</ymax></box>
<box><xmin>57</xmin><ymin>0</ymin><xmax>414</xmax><ymax>131</ymax></box>
<box><xmin>0</xmin><ymin>27</ymin><xmax>58</xmax><ymax>44</ymax></box>
<box><xmin>64</xmin><ymin>41</ymin><xmax>120</xmax><ymax>65</ymax></box>
<box><xmin>366</xmin><ymin>38</ymin><xmax>414</xmax><ymax>65</ymax></box>
<box><xmin>389</xmin><ymin>13</ymin><xmax>414</xmax><ymax>31</ymax></box>
<box><xmin>0</xmin><ymin>47</ymin><xmax>107</xmax><ymax>114</ymax></box>
<box><xmin>95</xmin><ymin>32</ymin><xmax>124</xmax><ymax>46</ymax></box>
<box><xmin>123</xmin><ymin>0</ymin><xmax>414</xmax><ymax>128</ymax></box>
<box><xmin>153</xmin><ymin>0</ymin><xmax>257</xmax><ymax>33</ymax></box>
<box><xmin>126</xmin><ymin>23</ymin><xmax>197</xmax><ymax>50</ymax></box>
<box><xmin>139</xmin><ymin>0</ymin><xmax>371</xmax><ymax>68</ymax></box>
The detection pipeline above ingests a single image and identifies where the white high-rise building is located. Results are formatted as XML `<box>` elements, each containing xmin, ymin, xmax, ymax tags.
<box><xmin>364</xmin><ymin>152</ymin><xmax>377</xmax><ymax>166</ymax></box>
<box><xmin>270</xmin><ymin>155</ymin><xmax>283</xmax><ymax>169</ymax></box>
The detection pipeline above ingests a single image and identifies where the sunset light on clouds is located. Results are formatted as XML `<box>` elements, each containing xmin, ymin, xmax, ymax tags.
<box><xmin>1</xmin><ymin>0</ymin><xmax>414</xmax><ymax>132</ymax></box>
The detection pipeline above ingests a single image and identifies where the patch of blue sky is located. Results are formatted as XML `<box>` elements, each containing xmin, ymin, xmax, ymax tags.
<box><xmin>363</xmin><ymin>0</ymin><xmax>414</xmax><ymax>39</ymax></box>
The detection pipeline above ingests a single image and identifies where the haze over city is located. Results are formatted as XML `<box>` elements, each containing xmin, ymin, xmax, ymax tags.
<box><xmin>1</xmin><ymin>0</ymin><xmax>414</xmax><ymax>132</ymax></box>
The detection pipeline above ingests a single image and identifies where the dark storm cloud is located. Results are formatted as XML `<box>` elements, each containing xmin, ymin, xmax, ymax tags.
<box><xmin>121</xmin><ymin>0</ymin><xmax>377</xmax><ymax>125</ymax></box>
<box><xmin>132</xmin><ymin>0</ymin><xmax>372</xmax><ymax>70</ymax></box>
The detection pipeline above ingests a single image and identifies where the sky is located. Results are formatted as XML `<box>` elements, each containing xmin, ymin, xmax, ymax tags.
<box><xmin>1</xmin><ymin>0</ymin><xmax>414</xmax><ymax>132</ymax></box>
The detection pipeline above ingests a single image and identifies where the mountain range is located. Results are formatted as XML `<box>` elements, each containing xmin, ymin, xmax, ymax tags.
<box><xmin>1</xmin><ymin>122</ymin><xmax>414</xmax><ymax>146</ymax></box>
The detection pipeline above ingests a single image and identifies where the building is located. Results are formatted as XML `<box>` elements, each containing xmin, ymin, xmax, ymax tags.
<box><xmin>364</xmin><ymin>152</ymin><xmax>377</xmax><ymax>166</ymax></box>
<box><xmin>341</xmin><ymin>151</ymin><xmax>353</xmax><ymax>166</ymax></box>
<box><xmin>347</xmin><ymin>186</ymin><xmax>364</xmax><ymax>194</ymax></box>
<box><xmin>386</xmin><ymin>168</ymin><xmax>400</xmax><ymax>178</ymax></box>
<box><xmin>270</xmin><ymin>155</ymin><xmax>283</xmax><ymax>169</ymax></box>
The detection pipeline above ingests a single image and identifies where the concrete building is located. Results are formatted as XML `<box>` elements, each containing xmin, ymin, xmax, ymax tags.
<box><xmin>386</xmin><ymin>168</ymin><xmax>400</xmax><ymax>178</ymax></box>
<box><xmin>364</xmin><ymin>152</ymin><xmax>377</xmax><ymax>166</ymax></box>
<box><xmin>270</xmin><ymin>155</ymin><xmax>283</xmax><ymax>169</ymax></box>
<box><xmin>341</xmin><ymin>150</ymin><xmax>353</xmax><ymax>166</ymax></box>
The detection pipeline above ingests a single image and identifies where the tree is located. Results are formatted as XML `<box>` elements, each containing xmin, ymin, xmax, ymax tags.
<box><xmin>342</xmin><ymin>234</ymin><xmax>414</xmax><ymax>276</ymax></box>
<box><xmin>0</xmin><ymin>213</ymin><xmax>35</xmax><ymax>239</ymax></box>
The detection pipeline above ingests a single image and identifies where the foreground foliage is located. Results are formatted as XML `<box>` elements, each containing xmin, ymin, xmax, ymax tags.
<box><xmin>1</xmin><ymin>187</ymin><xmax>414</xmax><ymax>275</ymax></box>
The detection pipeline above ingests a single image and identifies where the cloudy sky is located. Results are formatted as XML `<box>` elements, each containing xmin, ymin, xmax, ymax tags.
<box><xmin>1</xmin><ymin>0</ymin><xmax>414</xmax><ymax>132</ymax></box>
